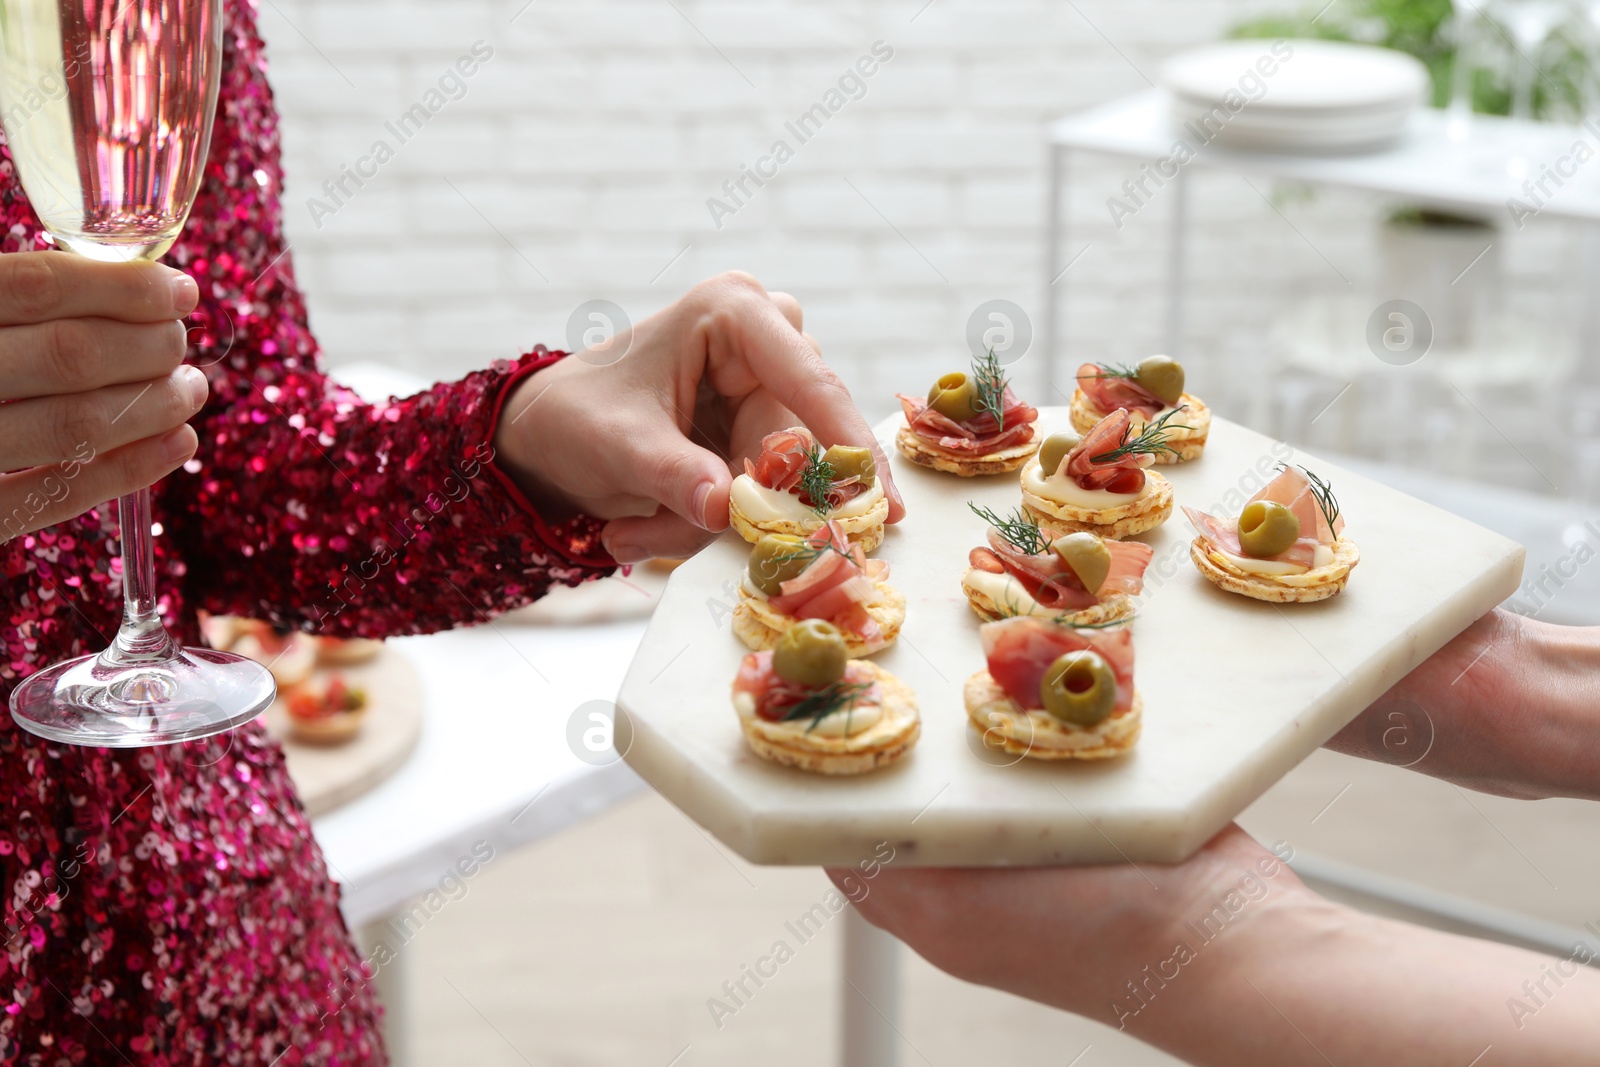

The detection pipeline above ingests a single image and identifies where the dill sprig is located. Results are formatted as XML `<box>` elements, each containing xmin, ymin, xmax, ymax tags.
<box><xmin>969</xmin><ymin>502</ymin><xmax>1050</xmax><ymax>555</ymax></box>
<box><xmin>780</xmin><ymin>679</ymin><xmax>874</xmax><ymax>734</ymax></box>
<box><xmin>1291</xmin><ymin>464</ymin><xmax>1341</xmax><ymax>540</ymax></box>
<box><xmin>1078</xmin><ymin>361</ymin><xmax>1141</xmax><ymax>381</ymax></box>
<box><xmin>796</xmin><ymin>444</ymin><xmax>838</xmax><ymax>515</ymax></box>
<box><xmin>762</xmin><ymin>538</ymin><xmax>850</xmax><ymax>576</ymax></box>
<box><xmin>1089</xmin><ymin>406</ymin><xmax>1190</xmax><ymax>465</ymax></box>
<box><xmin>972</xmin><ymin>346</ymin><xmax>1008</xmax><ymax>430</ymax></box>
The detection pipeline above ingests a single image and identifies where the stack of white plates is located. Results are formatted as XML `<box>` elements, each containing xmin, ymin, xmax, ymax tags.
<box><xmin>1161</xmin><ymin>39</ymin><xmax>1429</xmax><ymax>153</ymax></box>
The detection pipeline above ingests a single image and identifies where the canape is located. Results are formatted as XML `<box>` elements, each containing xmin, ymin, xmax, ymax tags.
<box><xmin>732</xmin><ymin>621</ymin><xmax>920</xmax><ymax>775</ymax></box>
<box><xmin>962</xmin><ymin>504</ymin><xmax>1151</xmax><ymax>625</ymax></box>
<box><xmin>1072</xmin><ymin>356</ymin><xmax>1210</xmax><ymax>463</ymax></box>
<box><xmin>314</xmin><ymin>636</ymin><xmax>383</xmax><ymax>667</ymax></box>
<box><xmin>731</xmin><ymin>428</ymin><xmax>888</xmax><ymax>552</ymax></box>
<box><xmin>964</xmin><ymin>616</ymin><xmax>1141</xmax><ymax>761</ymax></box>
<box><xmin>895</xmin><ymin>348</ymin><xmax>1041</xmax><ymax>476</ymax></box>
<box><xmin>284</xmin><ymin>674</ymin><xmax>369</xmax><ymax>745</ymax></box>
<box><xmin>1184</xmin><ymin>464</ymin><xmax>1359</xmax><ymax>603</ymax></box>
<box><xmin>225</xmin><ymin>620</ymin><xmax>317</xmax><ymax>687</ymax></box>
<box><xmin>732</xmin><ymin>521</ymin><xmax>906</xmax><ymax>656</ymax></box>
<box><xmin>1019</xmin><ymin>408</ymin><xmax>1180</xmax><ymax>540</ymax></box>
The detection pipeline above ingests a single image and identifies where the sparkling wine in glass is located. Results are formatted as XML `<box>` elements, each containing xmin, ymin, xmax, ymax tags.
<box><xmin>1</xmin><ymin>0</ymin><xmax>276</xmax><ymax>746</ymax></box>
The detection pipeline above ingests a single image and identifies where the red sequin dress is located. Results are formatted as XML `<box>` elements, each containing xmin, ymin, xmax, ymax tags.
<box><xmin>0</xmin><ymin>3</ymin><xmax>614</xmax><ymax>1063</ymax></box>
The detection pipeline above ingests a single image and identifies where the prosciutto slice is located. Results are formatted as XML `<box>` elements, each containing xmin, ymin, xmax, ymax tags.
<box><xmin>1182</xmin><ymin>466</ymin><xmax>1340</xmax><ymax>568</ymax></box>
<box><xmin>978</xmin><ymin>617</ymin><xmax>1134</xmax><ymax>712</ymax></box>
<box><xmin>896</xmin><ymin>384</ymin><xmax>1039</xmax><ymax>457</ymax></box>
<box><xmin>1076</xmin><ymin>362</ymin><xmax>1166</xmax><ymax>419</ymax></box>
<box><xmin>969</xmin><ymin>529</ymin><xmax>1152</xmax><ymax>610</ymax></box>
<box><xmin>734</xmin><ymin>650</ymin><xmax>880</xmax><ymax>722</ymax></box>
<box><xmin>1060</xmin><ymin>408</ymin><xmax>1152</xmax><ymax>492</ymax></box>
<box><xmin>743</xmin><ymin>427</ymin><xmax>869</xmax><ymax>509</ymax></box>
<box><xmin>766</xmin><ymin>521</ymin><xmax>891</xmax><ymax>647</ymax></box>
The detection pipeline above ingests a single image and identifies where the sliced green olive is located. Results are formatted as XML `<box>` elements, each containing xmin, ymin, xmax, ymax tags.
<box><xmin>1135</xmin><ymin>355</ymin><xmax>1185</xmax><ymax>406</ymax></box>
<box><xmin>821</xmin><ymin>444</ymin><xmax>876</xmax><ymax>489</ymax></box>
<box><xmin>1038</xmin><ymin>430</ymin><xmax>1083</xmax><ymax>475</ymax></box>
<box><xmin>1237</xmin><ymin>500</ymin><xmax>1301</xmax><ymax>559</ymax></box>
<box><xmin>927</xmin><ymin>371</ymin><xmax>980</xmax><ymax>422</ymax></box>
<box><xmin>1052</xmin><ymin>532</ymin><xmax>1112</xmax><ymax>594</ymax></box>
<box><xmin>747</xmin><ymin>534</ymin><xmax>811</xmax><ymax>595</ymax></box>
<box><xmin>1039</xmin><ymin>651</ymin><xmax>1117</xmax><ymax>727</ymax></box>
<box><xmin>772</xmin><ymin>619</ymin><xmax>849</xmax><ymax>688</ymax></box>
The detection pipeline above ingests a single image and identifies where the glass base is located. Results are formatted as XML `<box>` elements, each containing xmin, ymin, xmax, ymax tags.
<box><xmin>10</xmin><ymin>646</ymin><xmax>276</xmax><ymax>747</ymax></box>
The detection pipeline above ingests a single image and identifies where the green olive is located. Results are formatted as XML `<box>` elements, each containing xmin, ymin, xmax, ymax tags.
<box><xmin>821</xmin><ymin>444</ymin><xmax>876</xmax><ymax>488</ymax></box>
<box><xmin>1237</xmin><ymin>500</ymin><xmax>1301</xmax><ymax>559</ymax></box>
<box><xmin>1038</xmin><ymin>430</ymin><xmax>1083</xmax><ymax>476</ymax></box>
<box><xmin>927</xmin><ymin>371</ymin><xmax>980</xmax><ymax>422</ymax></box>
<box><xmin>1135</xmin><ymin>355</ymin><xmax>1185</xmax><ymax>406</ymax></box>
<box><xmin>1039</xmin><ymin>651</ymin><xmax>1117</xmax><ymax>727</ymax></box>
<box><xmin>747</xmin><ymin>534</ymin><xmax>811</xmax><ymax>595</ymax></box>
<box><xmin>1052</xmin><ymin>532</ymin><xmax>1112</xmax><ymax>594</ymax></box>
<box><xmin>772</xmin><ymin>619</ymin><xmax>849</xmax><ymax>688</ymax></box>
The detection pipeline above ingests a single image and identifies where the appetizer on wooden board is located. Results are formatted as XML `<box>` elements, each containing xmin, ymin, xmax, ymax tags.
<box><xmin>1184</xmin><ymin>465</ymin><xmax>1359</xmax><ymax>603</ymax></box>
<box><xmin>1020</xmin><ymin>408</ymin><xmax>1180</xmax><ymax>540</ymax></box>
<box><xmin>965</xmin><ymin>617</ymin><xmax>1141</xmax><ymax>761</ymax></box>
<box><xmin>895</xmin><ymin>348</ymin><xmax>1041</xmax><ymax>476</ymax></box>
<box><xmin>732</xmin><ymin>621</ymin><xmax>920</xmax><ymax>775</ymax></box>
<box><xmin>731</xmin><ymin>428</ymin><xmax>889</xmax><ymax>551</ymax></box>
<box><xmin>284</xmin><ymin>673</ymin><xmax>369</xmax><ymax>745</ymax></box>
<box><xmin>733</xmin><ymin>521</ymin><xmax>905</xmax><ymax>656</ymax></box>
<box><xmin>1072</xmin><ymin>356</ymin><xmax>1210</xmax><ymax>463</ymax></box>
<box><xmin>963</xmin><ymin>505</ymin><xmax>1152</xmax><ymax>626</ymax></box>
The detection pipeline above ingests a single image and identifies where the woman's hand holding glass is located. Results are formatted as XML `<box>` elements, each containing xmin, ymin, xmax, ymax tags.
<box><xmin>0</xmin><ymin>252</ymin><xmax>205</xmax><ymax>544</ymax></box>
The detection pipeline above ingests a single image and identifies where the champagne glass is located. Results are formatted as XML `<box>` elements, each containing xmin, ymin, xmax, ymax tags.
<box><xmin>1</xmin><ymin>0</ymin><xmax>276</xmax><ymax>746</ymax></box>
<box><xmin>1447</xmin><ymin>0</ymin><xmax>1483</xmax><ymax>139</ymax></box>
<box><xmin>1495</xmin><ymin>0</ymin><xmax>1570</xmax><ymax>119</ymax></box>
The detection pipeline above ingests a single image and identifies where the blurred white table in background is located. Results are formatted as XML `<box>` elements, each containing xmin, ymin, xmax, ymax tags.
<box><xmin>1042</xmin><ymin>90</ymin><xmax>1600</xmax><ymax>396</ymax></box>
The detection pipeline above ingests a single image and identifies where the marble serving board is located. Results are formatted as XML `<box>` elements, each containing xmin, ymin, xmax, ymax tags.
<box><xmin>615</xmin><ymin>410</ymin><xmax>1524</xmax><ymax>866</ymax></box>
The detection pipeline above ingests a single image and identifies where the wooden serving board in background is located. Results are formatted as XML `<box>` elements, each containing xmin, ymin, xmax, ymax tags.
<box><xmin>616</xmin><ymin>409</ymin><xmax>1525</xmax><ymax>866</ymax></box>
<box><xmin>264</xmin><ymin>649</ymin><xmax>424</xmax><ymax>816</ymax></box>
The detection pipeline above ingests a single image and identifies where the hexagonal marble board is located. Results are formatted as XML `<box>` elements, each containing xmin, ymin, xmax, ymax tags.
<box><xmin>615</xmin><ymin>410</ymin><xmax>1523</xmax><ymax>866</ymax></box>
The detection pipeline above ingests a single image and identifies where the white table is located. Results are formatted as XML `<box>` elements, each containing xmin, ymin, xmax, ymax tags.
<box><xmin>308</xmin><ymin>621</ymin><xmax>648</xmax><ymax>1063</ymax></box>
<box><xmin>1041</xmin><ymin>90</ymin><xmax>1600</xmax><ymax>395</ymax></box>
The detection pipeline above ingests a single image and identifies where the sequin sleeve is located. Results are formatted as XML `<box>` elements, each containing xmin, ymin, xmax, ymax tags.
<box><xmin>160</xmin><ymin>337</ymin><xmax>616</xmax><ymax>638</ymax></box>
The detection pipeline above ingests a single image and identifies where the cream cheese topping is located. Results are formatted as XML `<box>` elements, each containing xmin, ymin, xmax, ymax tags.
<box><xmin>733</xmin><ymin>688</ymin><xmax>883</xmax><ymax>737</ymax></box>
<box><xmin>730</xmin><ymin>475</ymin><xmax>884</xmax><ymax>524</ymax></box>
<box><xmin>961</xmin><ymin>569</ymin><xmax>1062</xmax><ymax>618</ymax></box>
<box><xmin>1022</xmin><ymin>458</ymin><xmax>1148</xmax><ymax>509</ymax></box>
<box><xmin>1216</xmin><ymin>541</ymin><xmax>1335</xmax><ymax>576</ymax></box>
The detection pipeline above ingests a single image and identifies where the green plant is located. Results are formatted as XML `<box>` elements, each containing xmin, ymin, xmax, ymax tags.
<box><xmin>1232</xmin><ymin>0</ymin><xmax>1589</xmax><ymax>120</ymax></box>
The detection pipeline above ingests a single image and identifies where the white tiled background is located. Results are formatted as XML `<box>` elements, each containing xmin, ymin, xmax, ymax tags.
<box><xmin>259</xmin><ymin>0</ymin><xmax>1572</xmax><ymax>432</ymax></box>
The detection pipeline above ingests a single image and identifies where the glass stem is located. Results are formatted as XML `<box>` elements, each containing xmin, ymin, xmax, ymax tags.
<box><xmin>103</xmin><ymin>487</ymin><xmax>177</xmax><ymax>667</ymax></box>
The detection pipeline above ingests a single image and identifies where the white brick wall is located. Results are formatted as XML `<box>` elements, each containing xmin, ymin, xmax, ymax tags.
<box><xmin>258</xmin><ymin>0</ymin><xmax>1582</xmax><ymax>489</ymax></box>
